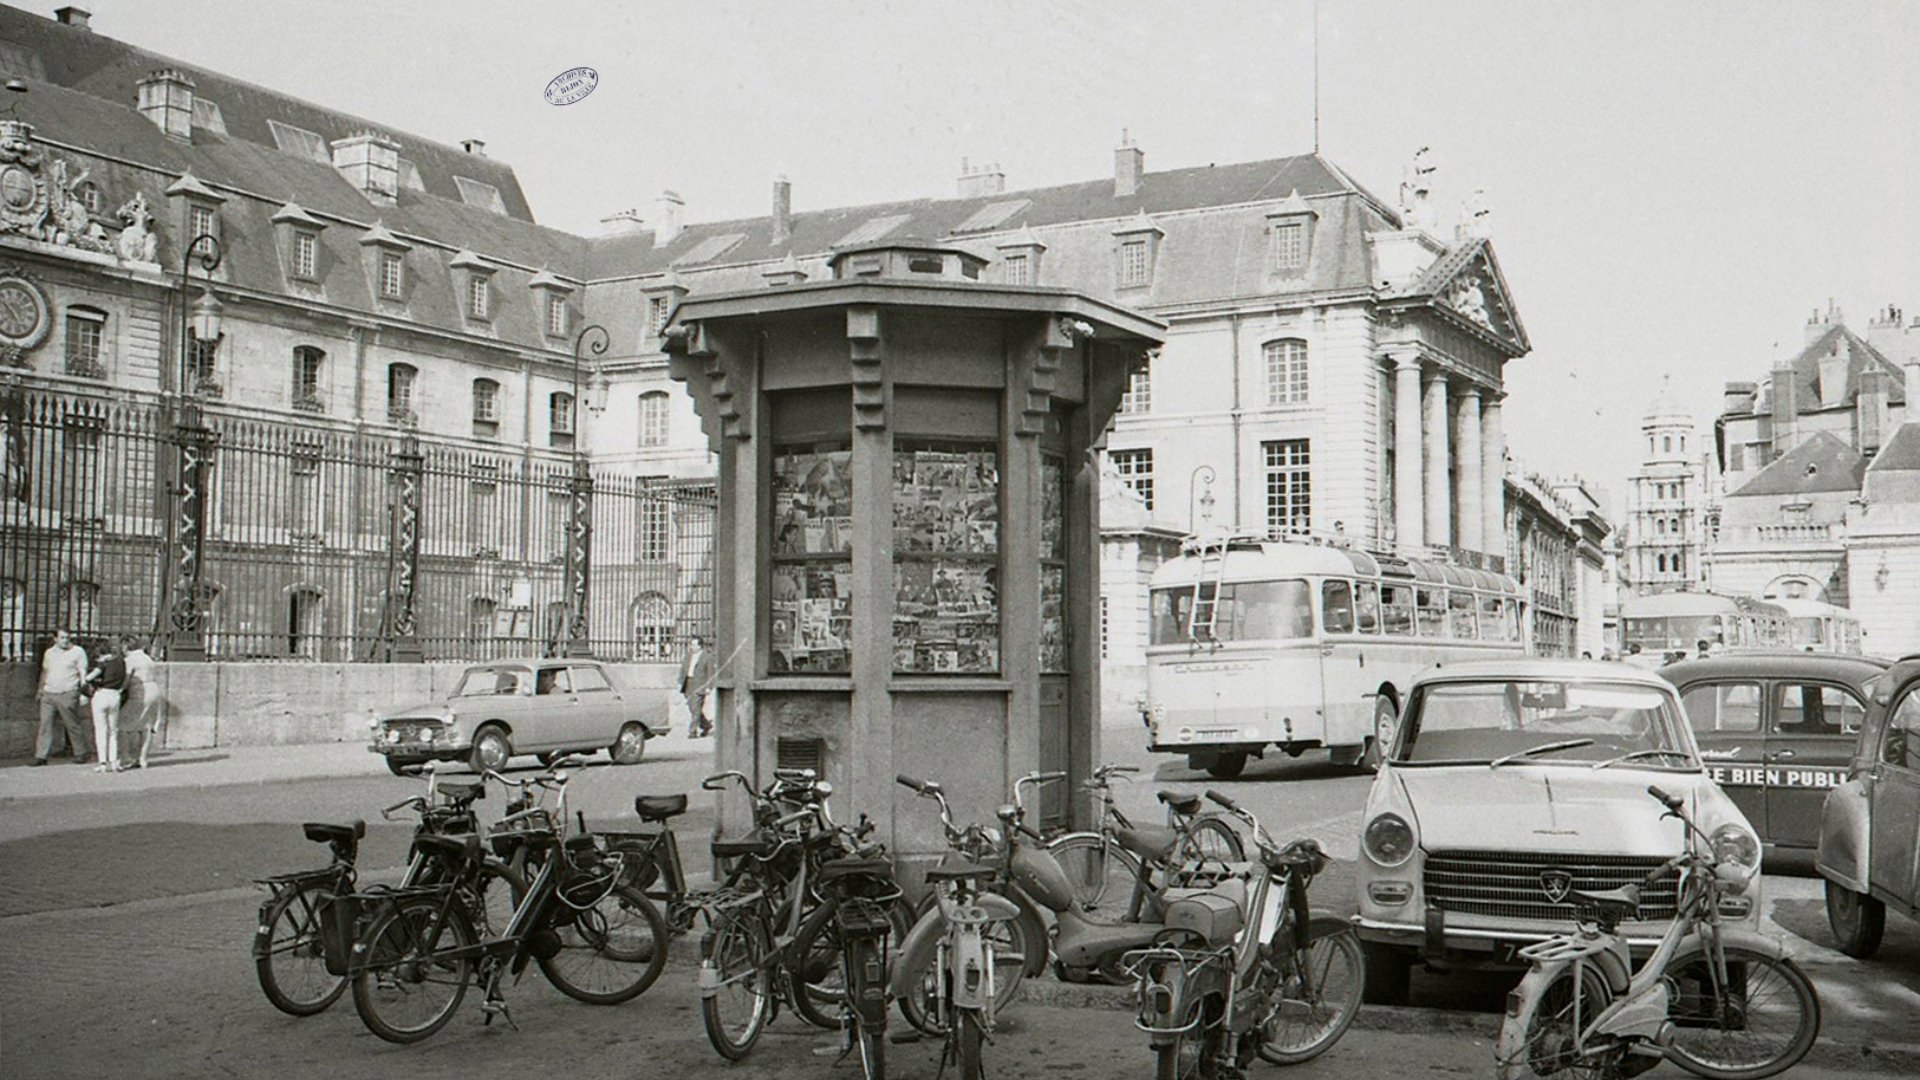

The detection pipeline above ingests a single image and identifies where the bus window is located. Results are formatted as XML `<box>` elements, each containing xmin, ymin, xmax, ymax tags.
<box><xmin>1149</xmin><ymin>586</ymin><xmax>1192</xmax><ymax>645</ymax></box>
<box><xmin>1478</xmin><ymin>594</ymin><xmax>1505</xmax><ymax>641</ymax></box>
<box><xmin>1231</xmin><ymin>581</ymin><xmax>1314</xmax><ymax>640</ymax></box>
<box><xmin>1416</xmin><ymin>588</ymin><xmax>1447</xmax><ymax>637</ymax></box>
<box><xmin>1355</xmin><ymin>582</ymin><xmax>1382</xmax><ymax>634</ymax></box>
<box><xmin>1382</xmin><ymin>584</ymin><xmax>1415</xmax><ymax>636</ymax></box>
<box><xmin>1448</xmin><ymin>590</ymin><xmax>1478</xmax><ymax>639</ymax></box>
<box><xmin>1504</xmin><ymin>599</ymin><xmax>1522</xmax><ymax>642</ymax></box>
<box><xmin>1322</xmin><ymin>580</ymin><xmax>1355</xmax><ymax>634</ymax></box>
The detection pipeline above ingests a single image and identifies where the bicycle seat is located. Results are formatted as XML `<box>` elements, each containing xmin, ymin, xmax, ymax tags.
<box><xmin>924</xmin><ymin>859</ymin><xmax>998</xmax><ymax>884</ymax></box>
<box><xmin>413</xmin><ymin>832</ymin><xmax>482</xmax><ymax>860</ymax></box>
<box><xmin>634</xmin><ymin>794</ymin><xmax>688</xmax><ymax>821</ymax></box>
<box><xmin>1156</xmin><ymin>791</ymin><xmax>1203</xmax><ymax>817</ymax></box>
<box><xmin>1569</xmin><ymin>883</ymin><xmax>1641</xmax><ymax>923</ymax></box>
<box><xmin>712</xmin><ymin>831</ymin><xmax>777</xmax><ymax>859</ymax></box>
<box><xmin>820</xmin><ymin>856</ymin><xmax>895</xmax><ymax>882</ymax></box>
<box><xmin>1162</xmin><ymin>878</ymin><xmax>1248</xmax><ymax>947</ymax></box>
<box><xmin>437</xmin><ymin>779</ymin><xmax>484</xmax><ymax>804</ymax></box>
<box><xmin>1116</xmin><ymin>824</ymin><xmax>1181</xmax><ymax>861</ymax></box>
<box><xmin>303</xmin><ymin>821</ymin><xmax>366</xmax><ymax>846</ymax></box>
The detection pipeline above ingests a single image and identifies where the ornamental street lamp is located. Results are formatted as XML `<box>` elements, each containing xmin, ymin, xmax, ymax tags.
<box><xmin>560</xmin><ymin>323</ymin><xmax>608</xmax><ymax>657</ymax></box>
<box><xmin>163</xmin><ymin>231</ymin><xmax>223</xmax><ymax>661</ymax></box>
<box><xmin>1189</xmin><ymin>464</ymin><xmax>1217</xmax><ymax>534</ymax></box>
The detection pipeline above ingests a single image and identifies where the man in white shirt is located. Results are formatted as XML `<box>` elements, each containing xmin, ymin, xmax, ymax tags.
<box><xmin>32</xmin><ymin>629</ymin><xmax>91</xmax><ymax>766</ymax></box>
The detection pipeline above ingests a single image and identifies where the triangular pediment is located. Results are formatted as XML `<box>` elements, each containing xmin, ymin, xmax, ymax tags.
<box><xmin>1400</xmin><ymin>239</ymin><xmax>1529</xmax><ymax>355</ymax></box>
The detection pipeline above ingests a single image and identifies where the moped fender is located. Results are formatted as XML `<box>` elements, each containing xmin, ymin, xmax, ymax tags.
<box><xmin>1303</xmin><ymin>912</ymin><xmax>1353</xmax><ymax>944</ymax></box>
<box><xmin>1008</xmin><ymin>885</ymin><xmax>1051</xmax><ymax>977</ymax></box>
<box><xmin>970</xmin><ymin>892</ymin><xmax>1022</xmax><ymax>923</ymax></box>
<box><xmin>1593</xmin><ymin>983</ymin><xmax>1670</xmax><ymax>1043</ymax></box>
<box><xmin>950</xmin><ymin>924</ymin><xmax>992</xmax><ymax>1011</ymax></box>
<box><xmin>889</xmin><ymin>905</ymin><xmax>945</xmax><ymax>1000</ymax></box>
<box><xmin>1054</xmin><ymin>911</ymin><xmax>1162</xmax><ymax>968</ymax></box>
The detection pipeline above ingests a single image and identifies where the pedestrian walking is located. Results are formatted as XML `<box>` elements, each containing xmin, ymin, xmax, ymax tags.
<box><xmin>119</xmin><ymin>636</ymin><xmax>159</xmax><ymax>769</ymax></box>
<box><xmin>86</xmin><ymin>640</ymin><xmax>128</xmax><ymax>773</ymax></box>
<box><xmin>679</xmin><ymin>635</ymin><xmax>716</xmax><ymax>738</ymax></box>
<box><xmin>31</xmin><ymin>629</ymin><xmax>91</xmax><ymax>766</ymax></box>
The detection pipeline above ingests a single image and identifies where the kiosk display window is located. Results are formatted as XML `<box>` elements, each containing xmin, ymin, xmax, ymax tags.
<box><xmin>893</xmin><ymin>442</ymin><xmax>999</xmax><ymax>673</ymax></box>
<box><xmin>1039</xmin><ymin>456</ymin><xmax>1067</xmax><ymax>672</ymax></box>
<box><xmin>771</xmin><ymin>444</ymin><xmax>852</xmax><ymax>673</ymax></box>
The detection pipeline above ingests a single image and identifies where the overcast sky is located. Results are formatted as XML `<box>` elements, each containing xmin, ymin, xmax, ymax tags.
<box><xmin>81</xmin><ymin>0</ymin><xmax>1918</xmax><ymax>513</ymax></box>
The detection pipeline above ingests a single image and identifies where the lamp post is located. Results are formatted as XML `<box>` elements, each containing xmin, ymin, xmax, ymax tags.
<box><xmin>560</xmin><ymin>324</ymin><xmax>608</xmax><ymax>657</ymax></box>
<box><xmin>1189</xmin><ymin>464</ymin><xmax>1217</xmax><ymax>534</ymax></box>
<box><xmin>162</xmin><ymin>232</ymin><xmax>223</xmax><ymax>661</ymax></box>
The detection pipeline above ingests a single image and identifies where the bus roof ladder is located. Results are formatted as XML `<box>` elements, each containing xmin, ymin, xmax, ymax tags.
<box><xmin>1187</xmin><ymin>533</ymin><xmax>1231</xmax><ymax>641</ymax></box>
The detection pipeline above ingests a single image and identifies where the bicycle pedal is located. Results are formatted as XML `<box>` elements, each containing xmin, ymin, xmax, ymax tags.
<box><xmin>479</xmin><ymin>998</ymin><xmax>518</xmax><ymax>1030</ymax></box>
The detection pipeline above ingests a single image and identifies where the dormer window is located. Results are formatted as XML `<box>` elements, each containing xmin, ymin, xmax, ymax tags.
<box><xmin>293</xmin><ymin>232</ymin><xmax>318</xmax><ymax>279</ymax></box>
<box><xmin>647</xmin><ymin>296</ymin><xmax>670</xmax><ymax>338</ymax></box>
<box><xmin>546</xmin><ymin>293</ymin><xmax>567</xmax><ymax>336</ymax></box>
<box><xmin>1271</xmin><ymin>223</ymin><xmax>1305</xmax><ymax>269</ymax></box>
<box><xmin>528</xmin><ymin>269</ymin><xmax>573</xmax><ymax>340</ymax></box>
<box><xmin>1112</xmin><ymin>211</ymin><xmax>1164</xmax><ymax>290</ymax></box>
<box><xmin>379</xmin><ymin>251</ymin><xmax>404</xmax><ymax>299</ymax></box>
<box><xmin>1119</xmin><ymin>240</ymin><xmax>1149</xmax><ymax>286</ymax></box>
<box><xmin>1003</xmin><ymin>254</ymin><xmax>1030</xmax><ymax>285</ymax></box>
<box><xmin>272</xmin><ymin>203</ymin><xmax>327</xmax><ymax>284</ymax></box>
<box><xmin>468</xmin><ymin>276</ymin><xmax>489</xmax><ymax>319</ymax></box>
<box><xmin>189</xmin><ymin>204</ymin><xmax>216</xmax><ymax>243</ymax></box>
<box><xmin>1263</xmin><ymin>191</ymin><xmax>1317</xmax><ymax>276</ymax></box>
<box><xmin>450</xmin><ymin>250</ymin><xmax>496</xmax><ymax>323</ymax></box>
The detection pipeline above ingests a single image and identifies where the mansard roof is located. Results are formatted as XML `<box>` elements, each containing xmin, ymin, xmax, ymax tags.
<box><xmin>1730</xmin><ymin>430</ymin><xmax>1866</xmax><ymax>498</ymax></box>
<box><xmin>1867</xmin><ymin>422</ymin><xmax>1920</xmax><ymax>473</ymax></box>
<box><xmin>1771</xmin><ymin>324</ymin><xmax>1905</xmax><ymax>412</ymax></box>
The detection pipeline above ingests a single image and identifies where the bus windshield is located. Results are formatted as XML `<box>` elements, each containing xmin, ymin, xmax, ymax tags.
<box><xmin>1397</xmin><ymin>679</ymin><xmax>1691</xmax><ymax>766</ymax></box>
<box><xmin>1624</xmin><ymin>615</ymin><xmax>1722</xmax><ymax>651</ymax></box>
<box><xmin>1149</xmin><ymin>580</ymin><xmax>1313</xmax><ymax>644</ymax></box>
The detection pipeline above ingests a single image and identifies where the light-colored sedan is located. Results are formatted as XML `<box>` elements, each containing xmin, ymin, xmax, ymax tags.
<box><xmin>1351</xmin><ymin>659</ymin><xmax>1762</xmax><ymax>1005</ymax></box>
<box><xmin>368</xmin><ymin>658</ymin><xmax>670</xmax><ymax>775</ymax></box>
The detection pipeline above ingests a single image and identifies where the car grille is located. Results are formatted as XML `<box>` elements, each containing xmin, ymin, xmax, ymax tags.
<box><xmin>1424</xmin><ymin>849</ymin><xmax>1680</xmax><ymax>922</ymax></box>
<box><xmin>380</xmin><ymin>720</ymin><xmax>443</xmax><ymax>745</ymax></box>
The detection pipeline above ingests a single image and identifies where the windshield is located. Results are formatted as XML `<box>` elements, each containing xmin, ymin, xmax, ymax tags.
<box><xmin>1396</xmin><ymin>679</ymin><xmax>1693</xmax><ymax>766</ymax></box>
<box><xmin>1624</xmin><ymin>615</ymin><xmax>1722</xmax><ymax>651</ymax></box>
<box><xmin>1149</xmin><ymin>580</ymin><xmax>1312</xmax><ymax>644</ymax></box>
<box><xmin>454</xmin><ymin>667</ymin><xmax>529</xmax><ymax>697</ymax></box>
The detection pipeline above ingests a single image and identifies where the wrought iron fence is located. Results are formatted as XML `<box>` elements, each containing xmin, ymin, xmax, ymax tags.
<box><xmin>0</xmin><ymin>386</ymin><xmax>714</xmax><ymax>663</ymax></box>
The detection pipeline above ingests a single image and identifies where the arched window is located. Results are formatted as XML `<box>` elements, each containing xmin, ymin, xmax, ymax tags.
<box><xmin>638</xmin><ymin>391</ymin><xmax>670</xmax><ymax>448</ymax></box>
<box><xmin>472</xmin><ymin>377</ymin><xmax>501</xmax><ymax>430</ymax></box>
<box><xmin>387</xmin><ymin>363</ymin><xmax>418</xmax><ymax>424</ymax></box>
<box><xmin>1663</xmin><ymin>435</ymin><xmax>1672</xmax><ymax>453</ymax></box>
<box><xmin>292</xmin><ymin>346</ymin><xmax>324</xmax><ymax>411</ymax></box>
<box><xmin>631</xmin><ymin>592</ymin><xmax>673</xmax><ymax>660</ymax></box>
<box><xmin>1656</xmin><ymin>554</ymin><xmax>1668</xmax><ymax>573</ymax></box>
<box><xmin>1264</xmin><ymin>339</ymin><xmax>1309</xmax><ymax>405</ymax></box>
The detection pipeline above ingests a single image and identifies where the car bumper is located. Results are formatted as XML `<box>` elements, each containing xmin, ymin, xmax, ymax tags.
<box><xmin>368</xmin><ymin>727</ymin><xmax>470</xmax><ymax>758</ymax></box>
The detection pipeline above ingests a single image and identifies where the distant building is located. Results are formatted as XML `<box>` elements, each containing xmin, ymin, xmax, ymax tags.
<box><xmin>1505</xmin><ymin>469</ymin><xmax>1611</xmax><ymax>657</ymax></box>
<box><xmin>1621</xmin><ymin>400</ymin><xmax>1711</xmax><ymax>595</ymax></box>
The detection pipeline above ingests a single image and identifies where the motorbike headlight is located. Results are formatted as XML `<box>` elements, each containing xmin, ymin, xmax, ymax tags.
<box><xmin>1364</xmin><ymin>813</ymin><xmax>1416</xmax><ymax>867</ymax></box>
<box><xmin>1710</xmin><ymin>824</ymin><xmax>1760</xmax><ymax>875</ymax></box>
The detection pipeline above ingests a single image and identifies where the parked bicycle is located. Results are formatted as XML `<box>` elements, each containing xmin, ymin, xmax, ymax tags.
<box><xmin>1048</xmin><ymin>763</ymin><xmax>1246</xmax><ymax>918</ymax></box>
<box><xmin>252</xmin><ymin>765</ymin><xmax>514</xmax><ymax>1016</ymax></box>
<box><xmin>698</xmin><ymin>770</ymin><xmax>900</xmax><ymax>1079</ymax></box>
<box><xmin>1126</xmin><ymin>789</ymin><xmax>1363</xmax><ymax>1078</ymax></box>
<box><xmin>348</xmin><ymin>762</ymin><xmax>669</xmax><ymax>1044</ymax></box>
<box><xmin>1496</xmin><ymin>785</ymin><xmax>1820</xmax><ymax>1080</ymax></box>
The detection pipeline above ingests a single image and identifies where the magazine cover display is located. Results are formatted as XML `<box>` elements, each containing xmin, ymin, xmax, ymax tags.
<box><xmin>770</xmin><ymin>448</ymin><xmax>853</xmax><ymax>673</ymax></box>
<box><xmin>893</xmin><ymin>446</ymin><xmax>999</xmax><ymax>673</ymax></box>
<box><xmin>1039</xmin><ymin>458</ymin><xmax>1067</xmax><ymax>672</ymax></box>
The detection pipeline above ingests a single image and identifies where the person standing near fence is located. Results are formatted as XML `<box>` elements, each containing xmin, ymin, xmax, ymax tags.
<box><xmin>119</xmin><ymin>635</ymin><xmax>158</xmax><ymax>769</ymax></box>
<box><xmin>86</xmin><ymin>640</ymin><xmax>128</xmax><ymax>773</ymax></box>
<box><xmin>679</xmin><ymin>635</ymin><xmax>716</xmax><ymax>738</ymax></box>
<box><xmin>30</xmin><ymin>629</ymin><xmax>91</xmax><ymax>766</ymax></box>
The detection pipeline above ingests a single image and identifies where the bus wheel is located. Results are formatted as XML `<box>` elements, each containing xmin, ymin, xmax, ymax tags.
<box><xmin>1364</xmin><ymin>697</ymin><xmax>1397</xmax><ymax>770</ymax></box>
<box><xmin>1204</xmin><ymin>752</ymin><xmax>1246</xmax><ymax>780</ymax></box>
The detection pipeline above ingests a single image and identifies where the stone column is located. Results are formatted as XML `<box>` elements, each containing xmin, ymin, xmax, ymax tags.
<box><xmin>1423</xmin><ymin>372</ymin><xmax>1451</xmax><ymax>549</ymax></box>
<box><xmin>1455</xmin><ymin>385</ymin><xmax>1484</xmax><ymax>554</ymax></box>
<box><xmin>1481</xmin><ymin>395</ymin><xmax>1505</xmax><ymax>564</ymax></box>
<box><xmin>1393</xmin><ymin>352</ymin><xmax>1424</xmax><ymax>551</ymax></box>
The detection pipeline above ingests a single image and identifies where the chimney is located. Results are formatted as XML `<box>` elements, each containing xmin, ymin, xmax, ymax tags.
<box><xmin>1771</xmin><ymin>360</ymin><xmax>1798</xmax><ymax>457</ymax></box>
<box><xmin>770</xmin><ymin>175</ymin><xmax>792</xmax><ymax>247</ymax></box>
<box><xmin>1722</xmin><ymin>381</ymin><xmax>1758</xmax><ymax>416</ymax></box>
<box><xmin>597</xmin><ymin>208</ymin><xmax>646</xmax><ymax>236</ymax></box>
<box><xmin>330</xmin><ymin>130</ymin><xmax>401</xmax><ymax>205</ymax></box>
<box><xmin>652</xmin><ymin>189</ymin><xmax>684</xmax><ymax>248</ymax></box>
<box><xmin>957</xmin><ymin>158</ymin><xmax>1005</xmax><ymax>198</ymax></box>
<box><xmin>459</xmin><ymin>138</ymin><xmax>486</xmax><ymax>156</ymax></box>
<box><xmin>1867</xmin><ymin>303</ymin><xmax>1907</xmax><ymax>362</ymax></box>
<box><xmin>1858</xmin><ymin>366</ymin><xmax>1889</xmax><ymax>454</ymax></box>
<box><xmin>1817</xmin><ymin>336</ymin><xmax>1850</xmax><ymax>409</ymax></box>
<box><xmin>1114</xmin><ymin>130</ymin><xmax>1143</xmax><ymax>198</ymax></box>
<box><xmin>54</xmin><ymin>6</ymin><xmax>90</xmax><ymax>29</ymax></box>
<box><xmin>135</xmin><ymin>69</ymin><xmax>195</xmax><ymax>141</ymax></box>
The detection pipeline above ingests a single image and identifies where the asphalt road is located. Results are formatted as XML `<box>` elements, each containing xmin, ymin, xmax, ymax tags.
<box><xmin>2</xmin><ymin>722</ymin><xmax>1918</xmax><ymax>1078</ymax></box>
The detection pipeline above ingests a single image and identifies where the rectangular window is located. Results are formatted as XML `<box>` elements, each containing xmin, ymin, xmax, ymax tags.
<box><xmin>472</xmin><ymin>380</ymin><xmax>499</xmax><ymax>424</ymax></box>
<box><xmin>1264</xmin><ymin>340</ymin><xmax>1309</xmax><ymax>405</ymax></box>
<box><xmin>647</xmin><ymin>295</ymin><xmax>670</xmax><ymax>338</ymax></box>
<box><xmin>638</xmin><ymin>498</ymin><xmax>669</xmax><ymax>562</ymax></box>
<box><xmin>1271</xmin><ymin>222</ymin><xmax>1306</xmax><ymax>270</ymax></box>
<box><xmin>550</xmin><ymin>392</ymin><xmax>574</xmax><ymax>435</ymax></box>
<box><xmin>292</xmin><ymin>231</ymin><xmax>317</xmax><ymax>280</ymax></box>
<box><xmin>467</xmin><ymin>472</ymin><xmax>499</xmax><ymax>557</ymax></box>
<box><xmin>1119</xmin><ymin>239</ymin><xmax>1149</xmax><ymax>286</ymax></box>
<box><xmin>893</xmin><ymin>441</ymin><xmax>1000</xmax><ymax>675</ymax></box>
<box><xmin>293</xmin><ymin>348</ymin><xmax>323</xmax><ymax>411</ymax></box>
<box><xmin>379</xmin><ymin>251</ymin><xmax>404</xmax><ymax>299</ymax></box>
<box><xmin>1110</xmin><ymin>448</ymin><xmax>1153</xmax><ymax>510</ymax></box>
<box><xmin>287</xmin><ymin>445</ymin><xmax>321</xmax><ymax>541</ymax></box>
<box><xmin>64</xmin><ymin>310</ymin><xmax>105</xmax><ymax>378</ymax></box>
<box><xmin>770</xmin><ymin>443</ymin><xmax>854</xmax><ymax>675</ymax></box>
<box><xmin>1263</xmin><ymin>439</ymin><xmax>1311</xmax><ymax>535</ymax></box>
<box><xmin>1774</xmin><ymin>683</ymin><xmax>1865</xmax><ymax>736</ymax></box>
<box><xmin>388</xmin><ymin>365</ymin><xmax>416</xmax><ymax>421</ymax></box>
<box><xmin>189</xmin><ymin>204</ymin><xmax>216</xmax><ymax>242</ymax></box>
<box><xmin>1321</xmin><ymin>579</ymin><xmax>1355</xmax><ymax>634</ymax></box>
<box><xmin>638</xmin><ymin>392</ymin><xmax>670</xmax><ymax>448</ymax></box>
<box><xmin>545</xmin><ymin>293</ymin><xmax>567</xmax><ymax>336</ymax></box>
<box><xmin>1416</xmin><ymin>587</ymin><xmax>1447</xmax><ymax>637</ymax></box>
<box><xmin>1003</xmin><ymin>253</ymin><xmax>1029</xmax><ymax>286</ymax></box>
<box><xmin>1680</xmin><ymin>682</ymin><xmax>1761</xmax><ymax>734</ymax></box>
<box><xmin>467</xmin><ymin>275</ymin><xmax>489</xmax><ymax>319</ymax></box>
<box><xmin>1120</xmin><ymin>360</ymin><xmax>1151</xmax><ymax>415</ymax></box>
<box><xmin>187</xmin><ymin>334</ymin><xmax>219</xmax><ymax>390</ymax></box>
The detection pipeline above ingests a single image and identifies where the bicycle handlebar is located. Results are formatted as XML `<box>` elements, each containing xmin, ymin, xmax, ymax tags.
<box><xmin>381</xmin><ymin>795</ymin><xmax>425</xmax><ymax>820</ymax></box>
<box><xmin>1205</xmin><ymin>789</ymin><xmax>1240</xmax><ymax>813</ymax></box>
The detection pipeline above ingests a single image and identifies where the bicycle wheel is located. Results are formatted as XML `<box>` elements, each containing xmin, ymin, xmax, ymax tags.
<box><xmin>1156</xmin><ymin>994</ymin><xmax>1212</xmax><ymax>1080</ymax></box>
<box><xmin>538</xmin><ymin>881</ymin><xmax>669</xmax><ymax>1004</ymax></box>
<box><xmin>955</xmin><ymin>1007</ymin><xmax>986</xmax><ymax>1080</ymax></box>
<box><xmin>1048</xmin><ymin>832</ymin><xmax>1143</xmax><ymax>912</ymax></box>
<box><xmin>1495</xmin><ymin>963</ymin><xmax>1615</xmax><ymax>1080</ymax></box>
<box><xmin>464</xmin><ymin>859</ymin><xmax>525</xmax><ymax>939</ymax></box>
<box><xmin>1665</xmin><ymin>948</ymin><xmax>1820</xmax><ymax>1080</ymax></box>
<box><xmin>701</xmin><ymin>911</ymin><xmax>772</xmax><ymax>1060</ymax></box>
<box><xmin>845</xmin><ymin>935</ymin><xmax>889</xmax><ymax>1080</ymax></box>
<box><xmin>1256</xmin><ymin>927</ymin><xmax>1364</xmax><ymax>1064</ymax></box>
<box><xmin>1178</xmin><ymin>815</ymin><xmax>1245</xmax><ymax>866</ymax></box>
<box><xmin>350</xmin><ymin>897</ymin><xmax>474</xmax><ymax>1045</ymax></box>
<box><xmin>254</xmin><ymin>882</ymin><xmax>347</xmax><ymax>1016</ymax></box>
<box><xmin>899</xmin><ymin>907</ymin><xmax>1030</xmax><ymax>1035</ymax></box>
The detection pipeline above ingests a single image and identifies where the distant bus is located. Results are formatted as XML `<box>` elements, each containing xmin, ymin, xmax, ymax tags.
<box><xmin>1142</xmin><ymin>533</ymin><xmax>1527</xmax><ymax>778</ymax></box>
<box><xmin>1772</xmin><ymin>597</ymin><xmax>1864</xmax><ymax>654</ymax></box>
<box><xmin>1619</xmin><ymin>591</ymin><xmax>1789</xmax><ymax>661</ymax></box>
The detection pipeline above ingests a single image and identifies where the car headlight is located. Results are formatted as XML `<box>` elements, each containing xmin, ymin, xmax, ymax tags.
<box><xmin>1710</xmin><ymin>824</ymin><xmax>1760</xmax><ymax>874</ymax></box>
<box><xmin>1364</xmin><ymin>813</ymin><xmax>1416</xmax><ymax>867</ymax></box>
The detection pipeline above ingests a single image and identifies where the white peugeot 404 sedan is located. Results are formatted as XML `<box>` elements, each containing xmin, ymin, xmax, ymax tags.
<box><xmin>1352</xmin><ymin>660</ymin><xmax>1762</xmax><ymax>1004</ymax></box>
